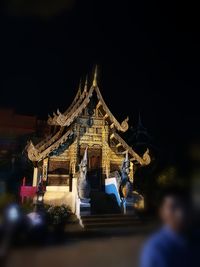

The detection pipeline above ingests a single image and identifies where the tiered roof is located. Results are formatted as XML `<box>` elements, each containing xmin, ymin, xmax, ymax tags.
<box><xmin>26</xmin><ymin>67</ymin><xmax>150</xmax><ymax>166</ymax></box>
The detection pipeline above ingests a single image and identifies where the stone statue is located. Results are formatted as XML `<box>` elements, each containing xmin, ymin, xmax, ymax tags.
<box><xmin>120</xmin><ymin>151</ymin><xmax>132</xmax><ymax>198</ymax></box>
<box><xmin>78</xmin><ymin>147</ymin><xmax>91</xmax><ymax>200</ymax></box>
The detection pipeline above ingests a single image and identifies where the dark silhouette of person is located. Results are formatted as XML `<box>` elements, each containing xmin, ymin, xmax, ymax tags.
<box><xmin>140</xmin><ymin>188</ymin><xmax>195</xmax><ymax>267</ymax></box>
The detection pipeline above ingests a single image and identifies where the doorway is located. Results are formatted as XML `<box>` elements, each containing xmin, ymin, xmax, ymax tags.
<box><xmin>80</xmin><ymin>147</ymin><xmax>102</xmax><ymax>191</ymax></box>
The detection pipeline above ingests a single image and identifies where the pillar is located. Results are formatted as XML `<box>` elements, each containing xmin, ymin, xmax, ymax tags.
<box><xmin>42</xmin><ymin>158</ymin><xmax>49</xmax><ymax>182</ymax></box>
<box><xmin>70</xmin><ymin>123</ymin><xmax>80</xmax><ymax>176</ymax></box>
<box><xmin>130</xmin><ymin>161</ymin><xmax>134</xmax><ymax>183</ymax></box>
<box><xmin>102</xmin><ymin>125</ymin><xmax>110</xmax><ymax>180</ymax></box>
<box><xmin>33</xmin><ymin>166</ymin><xmax>38</xmax><ymax>186</ymax></box>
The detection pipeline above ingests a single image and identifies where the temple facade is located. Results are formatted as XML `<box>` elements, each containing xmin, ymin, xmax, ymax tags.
<box><xmin>26</xmin><ymin>68</ymin><xmax>151</xmax><ymax>209</ymax></box>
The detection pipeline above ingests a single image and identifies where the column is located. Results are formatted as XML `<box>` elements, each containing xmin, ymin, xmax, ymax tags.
<box><xmin>42</xmin><ymin>158</ymin><xmax>49</xmax><ymax>182</ymax></box>
<box><xmin>32</xmin><ymin>166</ymin><xmax>38</xmax><ymax>186</ymax></box>
<box><xmin>130</xmin><ymin>161</ymin><xmax>134</xmax><ymax>183</ymax></box>
<box><xmin>70</xmin><ymin>123</ymin><xmax>80</xmax><ymax>176</ymax></box>
<box><xmin>102</xmin><ymin>125</ymin><xmax>110</xmax><ymax>180</ymax></box>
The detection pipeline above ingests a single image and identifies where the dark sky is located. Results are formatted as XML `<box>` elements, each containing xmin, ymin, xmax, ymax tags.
<box><xmin>1</xmin><ymin>0</ymin><xmax>200</xmax><ymax>159</ymax></box>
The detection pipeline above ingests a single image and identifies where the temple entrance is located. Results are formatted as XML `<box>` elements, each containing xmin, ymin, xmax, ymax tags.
<box><xmin>88</xmin><ymin>148</ymin><xmax>102</xmax><ymax>191</ymax></box>
<box><xmin>80</xmin><ymin>147</ymin><xmax>102</xmax><ymax>191</ymax></box>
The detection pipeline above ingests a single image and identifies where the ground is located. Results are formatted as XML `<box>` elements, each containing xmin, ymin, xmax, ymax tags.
<box><xmin>6</xmin><ymin>234</ymin><xmax>147</xmax><ymax>267</ymax></box>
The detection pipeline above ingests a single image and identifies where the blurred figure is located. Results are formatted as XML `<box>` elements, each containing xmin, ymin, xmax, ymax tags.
<box><xmin>0</xmin><ymin>203</ymin><xmax>28</xmax><ymax>265</ymax></box>
<box><xmin>140</xmin><ymin>188</ymin><xmax>194</xmax><ymax>267</ymax></box>
<box><xmin>27</xmin><ymin>204</ymin><xmax>47</xmax><ymax>245</ymax></box>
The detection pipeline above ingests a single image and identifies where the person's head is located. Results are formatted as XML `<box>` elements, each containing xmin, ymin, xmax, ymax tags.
<box><xmin>159</xmin><ymin>187</ymin><xmax>190</xmax><ymax>232</ymax></box>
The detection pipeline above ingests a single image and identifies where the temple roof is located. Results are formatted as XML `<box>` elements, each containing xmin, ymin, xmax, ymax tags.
<box><xmin>27</xmin><ymin>126</ymin><xmax>150</xmax><ymax>165</ymax></box>
<box><xmin>47</xmin><ymin>69</ymin><xmax>129</xmax><ymax>132</ymax></box>
<box><xmin>26</xmin><ymin>67</ymin><xmax>150</xmax><ymax>166</ymax></box>
<box><xmin>27</xmin><ymin>126</ymin><xmax>73</xmax><ymax>162</ymax></box>
<box><xmin>110</xmin><ymin>131</ymin><xmax>151</xmax><ymax>166</ymax></box>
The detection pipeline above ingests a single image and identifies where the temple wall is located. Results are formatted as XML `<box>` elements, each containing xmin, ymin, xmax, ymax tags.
<box><xmin>49</xmin><ymin>144</ymin><xmax>71</xmax><ymax>161</ymax></box>
<box><xmin>41</xmin><ymin>115</ymin><xmax>134</xmax><ymax>197</ymax></box>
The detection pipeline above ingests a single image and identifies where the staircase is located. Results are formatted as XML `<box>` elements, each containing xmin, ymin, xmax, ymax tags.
<box><xmin>80</xmin><ymin>213</ymin><xmax>141</xmax><ymax>230</ymax></box>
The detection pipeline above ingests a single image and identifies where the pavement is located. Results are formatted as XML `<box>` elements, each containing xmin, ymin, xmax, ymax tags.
<box><xmin>5</xmin><ymin>234</ymin><xmax>147</xmax><ymax>267</ymax></box>
<box><xmin>2</xmin><ymin>215</ymin><xmax>157</xmax><ymax>267</ymax></box>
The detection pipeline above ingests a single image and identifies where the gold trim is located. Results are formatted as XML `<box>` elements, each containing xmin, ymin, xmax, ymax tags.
<box><xmin>27</xmin><ymin>127</ymin><xmax>74</xmax><ymax>162</ymax></box>
<box><xmin>111</xmin><ymin>131</ymin><xmax>151</xmax><ymax>166</ymax></box>
<box><xmin>48</xmin><ymin>89</ymin><xmax>87</xmax><ymax>126</ymax></box>
<box><xmin>93</xmin><ymin>65</ymin><xmax>98</xmax><ymax>87</ymax></box>
<box><xmin>27</xmin><ymin>72</ymin><xmax>133</xmax><ymax>163</ymax></box>
<box><xmin>95</xmin><ymin>86</ymin><xmax>129</xmax><ymax>132</ymax></box>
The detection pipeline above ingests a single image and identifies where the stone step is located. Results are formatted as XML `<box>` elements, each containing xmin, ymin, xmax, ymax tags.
<box><xmin>80</xmin><ymin>214</ymin><xmax>142</xmax><ymax>229</ymax></box>
<box><xmin>81</xmin><ymin>215</ymin><xmax>138</xmax><ymax>222</ymax></box>
<box><xmin>82</xmin><ymin>221</ymin><xmax>141</xmax><ymax>229</ymax></box>
<box><xmin>81</xmin><ymin>219</ymin><xmax>140</xmax><ymax>225</ymax></box>
<box><xmin>81</xmin><ymin>213</ymin><xmax>137</xmax><ymax>219</ymax></box>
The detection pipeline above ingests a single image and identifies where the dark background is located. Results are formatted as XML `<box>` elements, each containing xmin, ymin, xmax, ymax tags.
<box><xmin>1</xmin><ymin>0</ymin><xmax>200</xmax><ymax>164</ymax></box>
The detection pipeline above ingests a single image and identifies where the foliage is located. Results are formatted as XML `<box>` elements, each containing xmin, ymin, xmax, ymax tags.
<box><xmin>46</xmin><ymin>204</ymin><xmax>71</xmax><ymax>225</ymax></box>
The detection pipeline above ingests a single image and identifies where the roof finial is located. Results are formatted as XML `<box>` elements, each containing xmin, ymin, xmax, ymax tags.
<box><xmin>84</xmin><ymin>75</ymin><xmax>88</xmax><ymax>92</ymax></box>
<box><xmin>92</xmin><ymin>65</ymin><xmax>98</xmax><ymax>87</ymax></box>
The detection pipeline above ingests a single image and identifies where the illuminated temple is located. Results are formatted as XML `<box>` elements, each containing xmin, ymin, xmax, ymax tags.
<box><xmin>26</xmin><ymin>68</ymin><xmax>151</xmax><ymax>212</ymax></box>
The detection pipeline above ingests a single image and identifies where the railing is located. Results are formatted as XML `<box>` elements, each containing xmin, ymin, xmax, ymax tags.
<box><xmin>105</xmin><ymin>177</ymin><xmax>126</xmax><ymax>214</ymax></box>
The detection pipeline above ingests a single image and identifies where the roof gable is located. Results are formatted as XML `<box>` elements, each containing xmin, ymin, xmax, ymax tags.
<box><xmin>47</xmin><ymin>73</ymin><xmax>129</xmax><ymax>133</ymax></box>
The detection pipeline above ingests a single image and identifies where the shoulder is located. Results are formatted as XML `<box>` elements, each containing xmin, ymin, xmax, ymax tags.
<box><xmin>144</xmin><ymin>229</ymin><xmax>167</xmax><ymax>250</ymax></box>
<box><xmin>140</xmin><ymin>229</ymin><xmax>168</xmax><ymax>267</ymax></box>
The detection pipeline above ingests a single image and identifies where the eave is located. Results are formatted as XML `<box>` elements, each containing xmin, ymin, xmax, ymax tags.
<box><xmin>27</xmin><ymin>127</ymin><xmax>74</xmax><ymax>162</ymax></box>
<box><xmin>110</xmin><ymin>131</ymin><xmax>151</xmax><ymax>166</ymax></box>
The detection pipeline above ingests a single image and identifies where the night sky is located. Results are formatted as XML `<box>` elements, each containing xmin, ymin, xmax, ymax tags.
<box><xmin>1</xmin><ymin>1</ymin><xmax>200</xmax><ymax>161</ymax></box>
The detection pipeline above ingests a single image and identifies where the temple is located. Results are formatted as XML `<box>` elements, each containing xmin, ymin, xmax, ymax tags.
<box><xmin>26</xmin><ymin>67</ymin><xmax>151</xmax><ymax>213</ymax></box>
